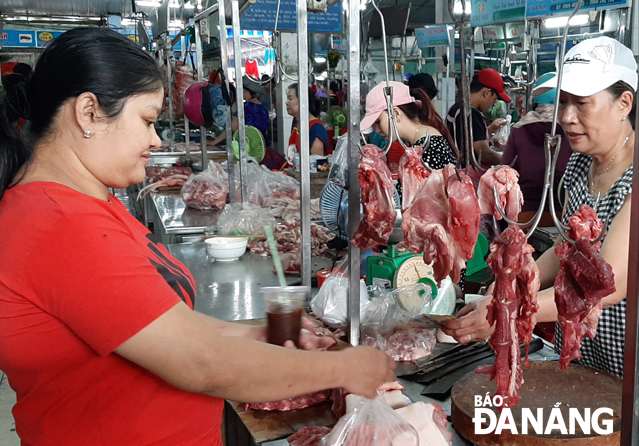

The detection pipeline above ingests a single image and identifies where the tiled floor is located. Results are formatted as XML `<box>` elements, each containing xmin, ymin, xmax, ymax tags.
<box><xmin>0</xmin><ymin>373</ymin><xmax>19</xmax><ymax>446</ymax></box>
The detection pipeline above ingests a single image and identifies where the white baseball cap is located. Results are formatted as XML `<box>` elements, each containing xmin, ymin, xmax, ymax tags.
<box><xmin>532</xmin><ymin>36</ymin><xmax>637</xmax><ymax>98</ymax></box>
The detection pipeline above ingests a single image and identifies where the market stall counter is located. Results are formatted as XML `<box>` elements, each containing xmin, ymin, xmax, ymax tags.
<box><xmin>223</xmin><ymin>341</ymin><xmax>560</xmax><ymax>446</ymax></box>
<box><xmin>166</xmin><ymin>242</ymin><xmax>334</xmax><ymax>321</ymax></box>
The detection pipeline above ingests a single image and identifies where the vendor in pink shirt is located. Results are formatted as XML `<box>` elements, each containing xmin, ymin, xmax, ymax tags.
<box><xmin>446</xmin><ymin>68</ymin><xmax>510</xmax><ymax>186</ymax></box>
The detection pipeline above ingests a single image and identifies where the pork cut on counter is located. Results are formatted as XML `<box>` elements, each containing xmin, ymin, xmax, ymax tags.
<box><xmin>477</xmin><ymin>166</ymin><xmax>523</xmax><ymax>221</ymax></box>
<box><xmin>401</xmin><ymin>165</ymin><xmax>480</xmax><ymax>284</ymax></box>
<box><xmin>145</xmin><ymin>166</ymin><xmax>193</xmax><ymax>184</ymax></box>
<box><xmin>181</xmin><ymin>173</ymin><xmax>229</xmax><ymax>210</ymax></box>
<box><xmin>398</xmin><ymin>145</ymin><xmax>430</xmax><ymax>211</ymax></box>
<box><xmin>554</xmin><ymin>205</ymin><xmax>615</xmax><ymax>370</ymax></box>
<box><xmin>245</xmin><ymin>390</ymin><xmax>332</xmax><ymax>412</ymax></box>
<box><xmin>351</xmin><ymin>145</ymin><xmax>397</xmax><ymax>251</ymax></box>
<box><xmin>476</xmin><ymin>225</ymin><xmax>540</xmax><ymax>408</ymax></box>
<box><xmin>395</xmin><ymin>402</ymin><xmax>453</xmax><ymax>446</ymax></box>
<box><xmin>363</xmin><ymin>326</ymin><xmax>437</xmax><ymax>362</ymax></box>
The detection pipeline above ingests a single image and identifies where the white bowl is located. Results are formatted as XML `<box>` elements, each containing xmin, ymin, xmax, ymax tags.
<box><xmin>205</xmin><ymin>237</ymin><xmax>248</xmax><ymax>262</ymax></box>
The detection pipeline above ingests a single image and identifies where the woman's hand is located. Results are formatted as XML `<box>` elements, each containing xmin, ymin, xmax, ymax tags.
<box><xmin>488</xmin><ymin>118</ymin><xmax>508</xmax><ymax>135</ymax></box>
<box><xmin>440</xmin><ymin>295</ymin><xmax>494</xmax><ymax>343</ymax></box>
<box><xmin>337</xmin><ymin>347</ymin><xmax>397</xmax><ymax>398</ymax></box>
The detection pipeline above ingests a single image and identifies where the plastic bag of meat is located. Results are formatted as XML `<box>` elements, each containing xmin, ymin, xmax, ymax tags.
<box><xmin>363</xmin><ymin>325</ymin><xmax>437</xmax><ymax>362</ymax></box>
<box><xmin>217</xmin><ymin>203</ymin><xmax>277</xmax><ymax>236</ymax></box>
<box><xmin>288</xmin><ymin>427</ymin><xmax>332</xmax><ymax>446</ymax></box>
<box><xmin>319</xmin><ymin>398</ymin><xmax>419</xmax><ymax>446</ymax></box>
<box><xmin>181</xmin><ymin>162</ymin><xmax>229</xmax><ymax>210</ymax></box>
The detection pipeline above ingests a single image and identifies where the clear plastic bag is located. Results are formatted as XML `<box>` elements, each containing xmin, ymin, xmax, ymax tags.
<box><xmin>328</xmin><ymin>134</ymin><xmax>349</xmax><ymax>190</ymax></box>
<box><xmin>492</xmin><ymin>114</ymin><xmax>512</xmax><ymax>147</ymax></box>
<box><xmin>319</xmin><ymin>398</ymin><xmax>418</xmax><ymax>446</ymax></box>
<box><xmin>361</xmin><ymin>288</ymin><xmax>436</xmax><ymax>362</ymax></box>
<box><xmin>389</xmin><ymin>283</ymin><xmax>433</xmax><ymax>317</ymax></box>
<box><xmin>310</xmin><ymin>256</ymin><xmax>368</xmax><ymax>326</ymax></box>
<box><xmin>217</xmin><ymin>202</ymin><xmax>277</xmax><ymax>236</ymax></box>
<box><xmin>181</xmin><ymin>161</ymin><xmax>229</xmax><ymax>210</ymax></box>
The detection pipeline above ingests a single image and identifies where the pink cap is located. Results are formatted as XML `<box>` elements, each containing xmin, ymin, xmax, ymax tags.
<box><xmin>360</xmin><ymin>81</ymin><xmax>415</xmax><ymax>133</ymax></box>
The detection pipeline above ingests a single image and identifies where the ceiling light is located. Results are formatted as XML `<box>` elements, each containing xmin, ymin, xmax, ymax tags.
<box><xmin>136</xmin><ymin>1</ymin><xmax>162</xmax><ymax>7</ymax></box>
<box><xmin>121</xmin><ymin>18</ymin><xmax>136</xmax><ymax>26</ymax></box>
<box><xmin>315</xmin><ymin>56</ymin><xmax>326</xmax><ymax>63</ymax></box>
<box><xmin>544</xmin><ymin>14</ymin><xmax>589</xmax><ymax>28</ymax></box>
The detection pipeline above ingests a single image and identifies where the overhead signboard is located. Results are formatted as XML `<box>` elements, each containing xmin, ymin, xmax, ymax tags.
<box><xmin>1</xmin><ymin>30</ymin><xmax>36</xmax><ymax>48</ymax></box>
<box><xmin>36</xmin><ymin>31</ymin><xmax>63</xmax><ymax>47</ymax></box>
<box><xmin>505</xmin><ymin>22</ymin><xmax>525</xmax><ymax>39</ymax></box>
<box><xmin>526</xmin><ymin>0</ymin><xmax>629</xmax><ymax>18</ymax></box>
<box><xmin>241</xmin><ymin>0</ymin><xmax>343</xmax><ymax>33</ymax></box>
<box><xmin>415</xmin><ymin>26</ymin><xmax>451</xmax><ymax>48</ymax></box>
<box><xmin>470</xmin><ymin>0</ymin><xmax>526</xmax><ymax>26</ymax></box>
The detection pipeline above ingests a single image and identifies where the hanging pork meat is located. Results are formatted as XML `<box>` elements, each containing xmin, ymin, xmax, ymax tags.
<box><xmin>476</xmin><ymin>225</ymin><xmax>540</xmax><ymax>408</ymax></box>
<box><xmin>401</xmin><ymin>165</ymin><xmax>480</xmax><ymax>284</ymax></box>
<box><xmin>351</xmin><ymin>145</ymin><xmax>397</xmax><ymax>251</ymax></box>
<box><xmin>554</xmin><ymin>205</ymin><xmax>616</xmax><ymax>369</ymax></box>
<box><xmin>477</xmin><ymin>166</ymin><xmax>523</xmax><ymax>222</ymax></box>
<box><xmin>398</xmin><ymin>145</ymin><xmax>430</xmax><ymax>212</ymax></box>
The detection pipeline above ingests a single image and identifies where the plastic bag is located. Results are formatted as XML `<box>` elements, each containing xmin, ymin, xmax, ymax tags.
<box><xmin>492</xmin><ymin>114</ymin><xmax>512</xmax><ymax>147</ymax></box>
<box><xmin>361</xmin><ymin>287</ymin><xmax>436</xmax><ymax>362</ymax></box>
<box><xmin>217</xmin><ymin>202</ymin><xmax>277</xmax><ymax>236</ymax></box>
<box><xmin>181</xmin><ymin>162</ymin><xmax>229</xmax><ymax>210</ymax></box>
<box><xmin>310</xmin><ymin>255</ymin><xmax>368</xmax><ymax>326</ymax></box>
<box><xmin>430</xmin><ymin>277</ymin><xmax>457</xmax><ymax>316</ymax></box>
<box><xmin>328</xmin><ymin>134</ymin><xmax>349</xmax><ymax>190</ymax></box>
<box><xmin>228</xmin><ymin>161</ymin><xmax>300</xmax><ymax>205</ymax></box>
<box><xmin>320</xmin><ymin>398</ymin><xmax>418</xmax><ymax>446</ymax></box>
<box><xmin>389</xmin><ymin>283</ymin><xmax>433</xmax><ymax>317</ymax></box>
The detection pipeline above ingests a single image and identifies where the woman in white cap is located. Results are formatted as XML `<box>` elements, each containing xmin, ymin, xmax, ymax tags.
<box><xmin>443</xmin><ymin>36</ymin><xmax>636</xmax><ymax>377</ymax></box>
<box><xmin>361</xmin><ymin>81</ymin><xmax>458</xmax><ymax>170</ymax></box>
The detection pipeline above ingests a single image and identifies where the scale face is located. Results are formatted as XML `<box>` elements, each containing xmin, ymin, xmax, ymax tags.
<box><xmin>393</xmin><ymin>256</ymin><xmax>436</xmax><ymax>288</ymax></box>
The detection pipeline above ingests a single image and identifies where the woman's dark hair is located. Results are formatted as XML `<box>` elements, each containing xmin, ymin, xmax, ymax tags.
<box><xmin>13</xmin><ymin>63</ymin><xmax>32</xmax><ymax>79</ymax></box>
<box><xmin>0</xmin><ymin>28</ymin><xmax>164</xmax><ymax>199</ymax></box>
<box><xmin>288</xmin><ymin>83</ymin><xmax>320</xmax><ymax>117</ymax></box>
<box><xmin>1</xmin><ymin>74</ymin><xmax>29</xmax><ymax>123</ymax></box>
<box><xmin>607</xmin><ymin>81</ymin><xmax>636</xmax><ymax>130</ymax></box>
<box><xmin>397</xmin><ymin>88</ymin><xmax>458</xmax><ymax>157</ymax></box>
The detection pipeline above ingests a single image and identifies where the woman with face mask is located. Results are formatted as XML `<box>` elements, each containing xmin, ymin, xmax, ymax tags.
<box><xmin>443</xmin><ymin>36</ymin><xmax>636</xmax><ymax>378</ymax></box>
<box><xmin>0</xmin><ymin>28</ymin><xmax>396</xmax><ymax>446</ymax></box>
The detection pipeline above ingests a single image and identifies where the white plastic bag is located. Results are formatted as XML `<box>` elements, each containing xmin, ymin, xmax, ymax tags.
<box><xmin>310</xmin><ymin>256</ymin><xmax>368</xmax><ymax>326</ymax></box>
<box><xmin>389</xmin><ymin>283</ymin><xmax>433</xmax><ymax>316</ymax></box>
<box><xmin>217</xmin><ymin>203</ymin><xmax>277</xmax><ymax>236</ymax></box>
<box><xmin>320</xmin><ymin>398</ymin><xmax>418</xmax><ymax>446</ymax></box>
<box><xmin>492</xmin><ymin>114</ymin><xmax>512</xmax><ymax>147</ymax></box>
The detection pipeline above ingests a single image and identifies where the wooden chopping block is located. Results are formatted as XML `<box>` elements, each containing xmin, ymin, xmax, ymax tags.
<box><xmin>451</xmin><ymin>361</ymin><xmax>621</xmax><ymax>445</ymax></box>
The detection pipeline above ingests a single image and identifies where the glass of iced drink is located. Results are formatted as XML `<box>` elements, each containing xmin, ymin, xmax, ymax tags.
<box><xmin>262</xmin><ymin>286</ymin><xmax>310</xmax><ymax>347</ymax></box>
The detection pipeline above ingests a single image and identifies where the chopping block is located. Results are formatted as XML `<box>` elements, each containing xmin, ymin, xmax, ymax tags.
<box><xmin>451</xmin><ymin>361</ymin><xmax>621</xmax><ymax>445</ymax></box>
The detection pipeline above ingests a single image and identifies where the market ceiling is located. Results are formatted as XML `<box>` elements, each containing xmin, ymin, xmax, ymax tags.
<box><xmin>0</xmin><ymin>0</ymin><xmax>134</xmax><ymax>16</ymax></box>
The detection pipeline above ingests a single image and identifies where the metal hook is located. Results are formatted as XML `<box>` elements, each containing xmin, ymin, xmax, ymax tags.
<box><xmin>492</xmin><ymin>216</ymin><xmax>505</xmax><ymax>243</ymax></box>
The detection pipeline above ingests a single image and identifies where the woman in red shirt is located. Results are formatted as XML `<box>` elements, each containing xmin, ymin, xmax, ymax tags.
<box><xmin>0</xmin><ymin>29</ymin><xmax>395</xmax><ymax>446</ymax></box>
<box><xmin>286</xmin><ymin>83</ymin><xmax>333</xmax><ymax>163</ymax></box>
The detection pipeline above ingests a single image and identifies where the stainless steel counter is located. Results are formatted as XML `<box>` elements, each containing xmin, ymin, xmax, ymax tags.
<box><xmin>167</xmin><ymin>242</ymin><xmax>334</xmax><ymax>321</ymax></box>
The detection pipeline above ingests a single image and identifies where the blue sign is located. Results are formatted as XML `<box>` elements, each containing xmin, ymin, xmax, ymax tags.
<box><xmin>415</xmin><ymin>26</ymin><xmax>451</xmax><ymax>48</ymax></box>
<box><xmin>241</xmin><ymin>0</ymin><xmax>343</xmax><ymax>33</ymax></box>
<box><xmin>0</xmin><ymin>30</ymin><xmax>36</xmax><ymax>47</ymax></box>
<box><xmin>470</xmin><ymin>0</ymin><xmax>526</xmax><ymax>26</ymax></box>
<box><xmin>526</xmin><ymin>0</ymin><xmax>628</xmax><ymax>17</ymax></box>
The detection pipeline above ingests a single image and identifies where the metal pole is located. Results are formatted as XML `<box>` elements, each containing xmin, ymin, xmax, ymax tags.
<box><xmin>346</xmin><ymin>0</ymin><xmax>361</xmax><ymax>346</ymax></box>
<box><xmin>194</xmin><ymin>20</ymin><xmax>208</xmax><ymax>168</ymax></box>
<box><xmin>218</xmin><ymin>0</ymin><xmax>236</xmax><ymax>202</ymax></box>
<box><xmin>526</xmin><ymin>20</ymin><xmax>538</xmax><ymax>114</ymax></box>
<box><xmin>232</xmin><ymin>0</ymin><xmax>249</xmax><ymax>204</ymax></box>
<box><xmin>166</xmin><ymin>36</ymin><xmax>175</xmax><ymax>151</ymax></box>
<box><xmin>621</xmin><ymin>110</ymin><xmax>639</xmax><ymax>445</ymax></box>
<box><xmin>180</xmin><ymin>35</ymin><xmax>191</xmax><ymax>158</ymax></box>
<box><xmin>296</xmin><ymin>0</ymin><xmax>312</xmax><ymax>287</ymax></box>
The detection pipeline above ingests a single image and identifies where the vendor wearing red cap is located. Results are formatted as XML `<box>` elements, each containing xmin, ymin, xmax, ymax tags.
<box><xmin>446</xmin><ymin>68</ymin><xmax>510</xmax><ymax>185</ymax></box>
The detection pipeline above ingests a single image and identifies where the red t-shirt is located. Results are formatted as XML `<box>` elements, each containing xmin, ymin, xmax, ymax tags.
<box><xmin>0</xmin><ymin>182</ymin><xmax>223</xmax><ymax>446</ymax></box>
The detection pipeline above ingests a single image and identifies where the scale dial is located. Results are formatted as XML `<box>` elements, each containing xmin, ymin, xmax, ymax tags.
<box><xmin>393</xmin><ymin>256</ymin><xmax>436</xmax><ymax>288</ymax></box>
